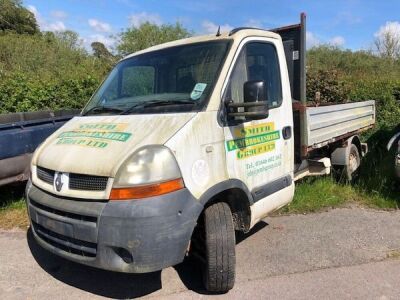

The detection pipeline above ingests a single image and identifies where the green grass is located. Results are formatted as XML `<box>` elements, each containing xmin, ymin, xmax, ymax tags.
<box><xmin>278</xmin><ymin>176</ymin><xmax>398</xmax><ymax>215</ymax></box>
<box><xmin>0</xmin><ymin>184</ymin><xmax>28</xmax><ymax>229</ymax></box>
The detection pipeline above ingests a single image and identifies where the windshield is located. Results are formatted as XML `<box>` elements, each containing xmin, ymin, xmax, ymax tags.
<box><xmin>83</xmin><ymin>40</ymin><xmax>231</xmax><ymax>115</ymax></box>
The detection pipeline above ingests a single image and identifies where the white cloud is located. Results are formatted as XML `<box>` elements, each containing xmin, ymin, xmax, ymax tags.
<box><xmin>51</xmin><ymin>10</ymin><xmax>68</xmax><ymax>19</ymax></box>
<box><xmin>306</xmin><ymin>32</ymin><xmax>345</xmax><ymax>48</ymax></box>
<box><xmin>27</xmin><ymin>5</ymin><xmax>40</xmax><ymax>20</ymax></box>
<box><xmin>88</xmin><ymin>19</ymin><xmax>112</xmax><ymax>33</ymax></box>
<box><xmin>84</xmin><ymin>34</ymin><xmax>115</xmax><ymax>49</ymax></box>
<box><xmin>129</xmin><ymin>12</ymin><xmax>162</xmax><ymax>28</ymax></box>
<box><xmin>46</xmin><ymin>21</ymin><xmax>66</xmax><ymax>32</ymax></box>
<box><xmin>329</xmin><ymin>36</ymin><xmax>345</xmax><ymax>47</ymax></box>
<box><xmin>245</xmin><ymin>19</ymin><xmax>263</xmax><ymax>29</ymax></box>
<box><xmin>306</xmin><ymin>31</ymin><xmax>320</xmax><ymax>48</ymax></box>
<box><xmin>27</xmin><ymin>5</ymin><xmax>66</xmax><ymax>32</ymax></box>
<box><xmin>374</xmin><ymin>21</ymin><xmax>400</xmax><ymax>39</ymax></box>
<box><xmin>202</xmin><ymin>20</ymin><xmax>233</xmax><ymax>34</ymax></box>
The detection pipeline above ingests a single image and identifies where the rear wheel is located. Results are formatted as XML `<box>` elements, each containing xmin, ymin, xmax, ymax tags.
<box><xmin>345</xmin><ymin>144</ymin><xmax>361</xmax><ymax>181</ymax></box>
<box><xmin>200</xmin><ymin>202</ymin><xmax>236</xmax><ymax>293</ymax></box>
<box><xmin>332</xmin><ymin>144</ymin><xmax>361</xmax><ymax>182</ymax></box>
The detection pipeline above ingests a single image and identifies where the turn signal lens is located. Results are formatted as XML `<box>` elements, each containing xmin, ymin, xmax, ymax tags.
<box><xmin>110</xmin><ymin>178</ymin><xmax>184</xmax><ymax>200</ymax></box>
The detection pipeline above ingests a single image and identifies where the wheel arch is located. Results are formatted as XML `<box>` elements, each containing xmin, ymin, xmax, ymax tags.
<box><xmin>331</xmin><ymin>135</ymin><xmax>362</xmax><ymax>166</ymax></box>
<box><xmin>198</xmin><ymin>179</ymin><xmax>253</xmax><ymax>233</ymax></box>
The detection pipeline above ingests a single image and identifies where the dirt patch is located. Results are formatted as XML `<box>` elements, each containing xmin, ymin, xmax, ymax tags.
<box><xmin>386</xmin><ymin>249</ymin><xmax>400</xmax><ymax>259</ymax></box>
<box><xmin>0</xmin><ymin>206</ymin><xmax>29</xmax><ymax>230</ymax></box>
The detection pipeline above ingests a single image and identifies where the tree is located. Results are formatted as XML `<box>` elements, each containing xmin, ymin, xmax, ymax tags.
<box><xmin>374</xmin><ymin>22</ymin><xmax>400</xmax><ymax>59</ymax></box>
<box><xmin>0</xmin><ymin>0</ymin><xmax>39</xmax><ymax>34</ymax></box>
<box><xmin>54</xmin><ymin>30</ymin><xmax>83</xmax><ymax>50</ymax></box>
<box><xmin>91</xmin><ymin>42</ymin><xmax>113</xmax><ymax>60</ymax></box>
<box><xmin>117</xmin><ymin>22</ymin><xmax>191</xmax><ymax>56</ymax></box>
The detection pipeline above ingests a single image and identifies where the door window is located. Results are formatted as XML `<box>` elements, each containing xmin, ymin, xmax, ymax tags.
<box><xmin>223</xmin><ymin>42</ymin><xmax>282</xmax><ymax>109</ymax></box>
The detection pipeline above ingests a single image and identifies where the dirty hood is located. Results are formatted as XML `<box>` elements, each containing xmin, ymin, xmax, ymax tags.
<box><xmin>33</xmin><ymin>113</ymin><xmax>195</xmax><ymax>177</ymax></box>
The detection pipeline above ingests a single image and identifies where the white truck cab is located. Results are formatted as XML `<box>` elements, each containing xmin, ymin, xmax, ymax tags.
<box><xmin>26</xmin><ymin>14</ymin><xmax>375</xmax><ymax>292</ymax></box>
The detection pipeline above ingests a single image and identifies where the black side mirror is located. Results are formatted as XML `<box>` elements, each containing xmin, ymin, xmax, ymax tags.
<box><xmin>226</xmin><ymin>80</ymin><xmax>269</xmax><ymax>121</ymax></box>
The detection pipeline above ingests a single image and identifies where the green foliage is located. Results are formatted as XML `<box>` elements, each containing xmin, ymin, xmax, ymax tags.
<box><xmin>117</xmin><ymin>22</ymin><xmax>192</xmax><ymax>56</ymax></box>
<box><xmin>306</xmin><ymin>45</ymin><xmax>400</xmax><ymax>210</ymax></box>
<box><xmin>0</xmin><ymin>0</ymin><xmax>39</xmax><ymax>34</ymax></box>
<box><xmin>307</xmin><ymin>45</ymin><xmax>400</xmax><ymax>80</ymax></box>
<box><xmin>91</xmin><ymin>41</ymin><xmax>114</xmax><ymax>60</ymax></box>
<box><xmin>0</xmin><ymin>32</ymin><xmax>115</xmax><ymax>112</ymax></box>
<box><xmin>306</xmin><ymin>69</ymin><xmax>349</xmax><ymax>104</ymax></box>
<box><xmin>0</xmin><ymin>73</ymin><xmax>99</xmax><ymax>113</ymax></box>
<box><xmin>307</xmin><ymin>45</ymin><xmax>400</xmax><ymax>127</ymax></box>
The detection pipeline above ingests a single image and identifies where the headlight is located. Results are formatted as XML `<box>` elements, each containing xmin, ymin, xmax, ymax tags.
<box><xmin>110</xmin><ymin>146</ymin><xmax>184</xmax><ymax>200</ymax></box>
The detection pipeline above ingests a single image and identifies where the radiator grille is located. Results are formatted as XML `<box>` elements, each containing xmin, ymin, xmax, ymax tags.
<box><xmin>69</xmin><ymin>173</ymin><xmax>108</xmax><ymax>191</ymax></box>
<box><xmin>36</xmin><ymin>167</ymin><xmax>55</xmax><ymax>184</ymax></box>
<box><xmin>36</xmin><ymin>166</ymin><xmax>108</xmax><ymax>191</ymax></box>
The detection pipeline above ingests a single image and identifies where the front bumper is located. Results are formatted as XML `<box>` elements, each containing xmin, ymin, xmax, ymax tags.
<box><xmin>26</xmin><ymin>182</ymin><xmax>202</xmax><ymax>273</ymax></box>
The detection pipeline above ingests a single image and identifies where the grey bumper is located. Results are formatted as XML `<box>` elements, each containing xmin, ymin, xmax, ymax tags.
<box><xmin>26</xmin><ymin>182</ymin><xmax>203</xmax><ymax>273</ymax></box>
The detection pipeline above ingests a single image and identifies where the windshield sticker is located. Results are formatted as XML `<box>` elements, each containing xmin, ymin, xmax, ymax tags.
<box><xmin>190</xmin><ymin>83</ymin><xmax>207</xmax><ymax>100</ymax></box>
<box><xmin>56</xmin><ymin>122</ymin><xmax>131</xmax><ymax>149</ymax></box>
<box><xmin>225</xmin><ymin>122</ymin><xmax>280</xmax><ymax>159</ymax></box>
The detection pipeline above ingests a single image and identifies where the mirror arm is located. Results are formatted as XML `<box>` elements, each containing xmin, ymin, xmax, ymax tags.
<box><xmin>227</xmin><ymin>101</ymin><xmax>268</xmax><ymax>108</ymax></box>
<box><xmin>228</xmin><ymin>111</ymin><xmax>269</xmax><ymax>117</ymax></box>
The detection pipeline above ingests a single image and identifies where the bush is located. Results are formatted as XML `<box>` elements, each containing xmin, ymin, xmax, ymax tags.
<box><xmin>0</xmin><ymin>32</ymin><xmax>115</xmax><ymax>112</ymax></box>
<box><xmin>306</xmin><ymin>69</ymin><xmax>349</xmax><ymax>104</ymax></box>
<box><xmin>0</xmin><ymin>73</ymin><xmax>100</xmax><ymax>113</ymax></box>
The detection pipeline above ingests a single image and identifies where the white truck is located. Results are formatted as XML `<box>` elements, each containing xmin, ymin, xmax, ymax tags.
<box><xmin>26</xmin><ymin>14</ymin><xmax>375</xmax><ymax>292</ymax></box>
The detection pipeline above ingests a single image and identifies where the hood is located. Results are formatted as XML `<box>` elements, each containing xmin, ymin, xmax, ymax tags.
<box><xmin>33</xmin><ymin>113</ymin><xmax>195</xmax><ymax>177</ymax></box>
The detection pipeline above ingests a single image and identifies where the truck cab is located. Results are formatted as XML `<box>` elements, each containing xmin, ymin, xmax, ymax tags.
<box><xmin>26</xmin><ymin>14</ymin><xmax>375</xmax><ymax>292</ymax></box>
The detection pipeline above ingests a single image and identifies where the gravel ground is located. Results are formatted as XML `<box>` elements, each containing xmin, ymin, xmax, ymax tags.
<box><xmin>0</xmin><ymin>207</ymin><xmax>399</xmax><ymax>299</ymax></box>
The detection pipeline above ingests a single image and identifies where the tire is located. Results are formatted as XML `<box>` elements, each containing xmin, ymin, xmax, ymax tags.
<box><xmin>345</xmin><ymin>144</ymin><xmax>361</xmax><ymax>181</ymax></box>
<box><xmin>202</xmin><ymin>202</ymin><xmax>236</xmax><ymax>293</ymax></box>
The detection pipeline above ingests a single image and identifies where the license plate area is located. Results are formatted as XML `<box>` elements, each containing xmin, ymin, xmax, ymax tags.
<box><xmin>36</xmin><ymin>213</ymin><xmax>74</xmax><ymax>238</ymax></box>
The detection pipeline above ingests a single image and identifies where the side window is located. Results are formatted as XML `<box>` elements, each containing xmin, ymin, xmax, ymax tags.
<box><xmin>223</xmin><ymin>42</ymin><xmax>282</xmax><ymax>109</ymax></box>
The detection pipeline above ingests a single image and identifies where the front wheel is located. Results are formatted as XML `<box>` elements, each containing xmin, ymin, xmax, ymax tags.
<box><xmin>202</xmin><ymin>202</ymin><xmax>236</xmax><ymax>293</ymax></box>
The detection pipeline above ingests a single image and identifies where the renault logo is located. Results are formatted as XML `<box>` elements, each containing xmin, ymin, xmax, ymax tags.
<box><xmin>55</xmin><ymin>173</ymin><xmax>64</xmax><ymax>192</ymax></box>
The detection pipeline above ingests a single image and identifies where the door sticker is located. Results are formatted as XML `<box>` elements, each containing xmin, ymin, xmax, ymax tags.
<box><xmin>56</xmin><ymin>123</ymin><xmax>132</xmax><ymax>149</ymax></box>
<box><xmin>225</xmin><ymin>122</ymin><xmax>280</xmax><ymax>160</ymax></box>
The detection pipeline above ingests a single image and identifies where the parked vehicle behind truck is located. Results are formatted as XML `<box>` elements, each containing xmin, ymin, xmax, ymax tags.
<box><xmin>25</xmin><ymin>14</ymin><xmax>375</xmax><ymax>292</ymax></box>
<box><xmin>0</xmin><ymin>110</ymin><xmax>79</xmax><ymax>187</ymax></box>
<box><xmin>387</xmin><ymin>130</ymin><xmax>400</xmax><ymax>179</ymax></box>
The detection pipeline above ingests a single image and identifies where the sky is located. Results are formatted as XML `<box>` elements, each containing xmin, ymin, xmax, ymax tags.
<box><xmin>25</xmin><ymin>0</ymin><xmax>400</xmax><ymax>51</ymax></box>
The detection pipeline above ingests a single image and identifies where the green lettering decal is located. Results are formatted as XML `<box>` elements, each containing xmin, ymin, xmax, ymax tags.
<box><xmin>226</xmin><ymin>130</ymin><xmax>280</xmax><ymax>151</ymax></box>
<box><xmin>59</xmin><ymin>131</ymin><xmax>132</xmax><ymax>142</ymax></box>
<box><xmin>57</xmin><ymin>138</ymin><xmax>108</xmax><ymax>148</ymax></box>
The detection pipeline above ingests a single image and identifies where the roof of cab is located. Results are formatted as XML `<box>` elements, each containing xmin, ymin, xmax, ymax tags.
<box><xmin>121</xmin><ymin>28</ymin><xmax>281</xmax><ymax>61</ymax></box>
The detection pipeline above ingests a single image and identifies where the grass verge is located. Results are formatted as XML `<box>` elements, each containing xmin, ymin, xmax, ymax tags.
<box><xmin>278</xmin><ymin>176</ymin><xmax>399</xmax><ymax>215</ymax></box>
<box><xmin>0</xmin><ymin>184</ymin><xmax>29</xmax><ymax>230</ymax></box>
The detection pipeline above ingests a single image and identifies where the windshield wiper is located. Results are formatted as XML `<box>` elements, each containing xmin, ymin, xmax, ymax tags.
<box><xmin>82</xmin><ymin>105</ymin><xmax>124</xmax><ymax>116</ymax></box>
<box><xmin>120</xmin><ymin>100</ymin><xmax>195</xmax><ymax>115</ymax></box>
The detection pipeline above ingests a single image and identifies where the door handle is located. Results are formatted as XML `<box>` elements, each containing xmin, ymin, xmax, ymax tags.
<box><xmin>282</xmin><ymin>126</ymin><xmax>292</xmax><ymax>140</ymax></box>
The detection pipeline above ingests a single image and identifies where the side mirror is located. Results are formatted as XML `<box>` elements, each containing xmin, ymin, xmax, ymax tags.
<box><xmin>227</xmin><ymin>80</ymin><xmax>269</xmax><ymax>121</ymax></box>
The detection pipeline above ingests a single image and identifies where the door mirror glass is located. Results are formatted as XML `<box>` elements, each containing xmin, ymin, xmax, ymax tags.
<box><xmin>244</xmin><ymin>80</ymin><xmax>266</xmax><ymax>103</ymax></box>
<box><xmin>226</xmin><ymin>80</ymin><xmax>269</xmax><ymax>121</ymax></box>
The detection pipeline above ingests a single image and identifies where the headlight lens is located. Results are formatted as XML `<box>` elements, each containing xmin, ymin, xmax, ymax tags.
<box><xmin>113</xmin><ymin>145</ymin><xmax>182</xmax><ymax>187</ymax></box>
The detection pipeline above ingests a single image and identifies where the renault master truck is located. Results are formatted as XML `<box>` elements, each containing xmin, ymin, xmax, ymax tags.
<box><xmin>26</xmin><ymin>14</ymin><xmax>375</xmax><ymax>292</ymax></box>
